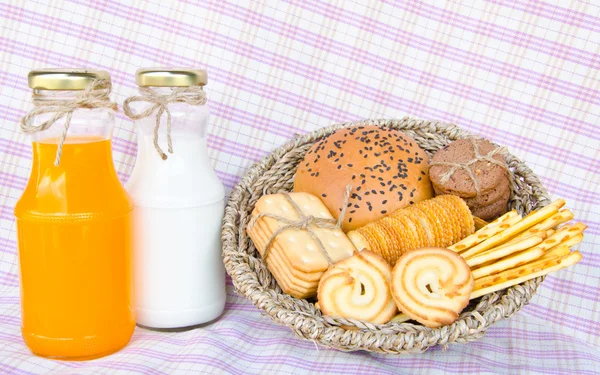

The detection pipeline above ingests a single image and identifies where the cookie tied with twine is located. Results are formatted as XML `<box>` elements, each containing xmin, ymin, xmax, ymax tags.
<box><xmin>430</xmin><ymin>138</ymin><xmax>509</xmax><ymax>197</ymax></box>
<box><xmin>123</xmin><ymin>86</ymin><xmax>207</xmax><ymax>160</ymax></box>
<box><xmin>248</xmin><ymin>185</ymin><xmax>353</xmax><ymax>265</ymax></box>
<box><xmin>20</xmin><ymin>78</ymin><xmax>117</xmax><ymax>166</ymax></box>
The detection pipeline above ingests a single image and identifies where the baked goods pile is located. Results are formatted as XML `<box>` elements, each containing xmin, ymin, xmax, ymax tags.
<box><xmin>246</xmin><ymin>125</ymin><xmax>585</xmax><ymax>329</ymax></box>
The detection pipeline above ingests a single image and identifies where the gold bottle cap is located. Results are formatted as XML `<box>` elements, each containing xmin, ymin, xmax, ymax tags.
<box><xmin>27</xmin><ymin>68</ymin><xmax>111</xmax><ymax>90</ymax></box>
<box><xmin>135</xmin><ymin>68</ymin><xmax>207</xmax><ymax>87</ymax></box>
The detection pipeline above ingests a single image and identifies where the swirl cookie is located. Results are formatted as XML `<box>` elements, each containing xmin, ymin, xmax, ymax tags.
<box><xmin>391</xmin><ymin>247</ymin><xmax>474</xmax><ymax>328</ymax></box>
<box><xmin>317</xmin><ymin>251</ymin><xmax>397</xmax><ymax>324</ymax></box>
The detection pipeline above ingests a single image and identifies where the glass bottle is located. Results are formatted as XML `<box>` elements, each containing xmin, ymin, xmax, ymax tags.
<box><xmin>14</xmin><ymin>69</ymin><xmax>135</xmax><ymax>359</ymax></box>
<box><xmin>125</xmin><ymin>68</ymin><xmax>226</xmax><ymax>329</ymax></box>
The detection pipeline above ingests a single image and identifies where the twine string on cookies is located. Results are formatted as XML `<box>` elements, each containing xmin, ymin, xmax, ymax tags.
<box><xmin>429</xmin><ymin>138</ymin><xmax>508</xmax><ymax>196</ymax></box>
<box><xmin>123</xmin><ymin>86</ymin><xmax>207</xmax><ymax>160</ymax></box>
<box><xmin>248</xmin><ymin>185</ymin><xmax>353</xmax><ymax>265</ymax></box>
<box><xmin>20</xmin><ymin>78</ymin><xmax>117</xmax><ymax>166</ymax></box>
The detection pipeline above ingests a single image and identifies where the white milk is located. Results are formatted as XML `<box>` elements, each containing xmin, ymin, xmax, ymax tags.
<box><xmin>127</xmin><ymin>133</ymin><xmax>226</xmax><ymax>328</ymax></box>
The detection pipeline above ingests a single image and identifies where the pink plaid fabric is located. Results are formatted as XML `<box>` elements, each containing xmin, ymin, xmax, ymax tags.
<box><xmin>0</xmin><ymin>1</ymin><xmax>598</xmax><ymax>374</ymax></box>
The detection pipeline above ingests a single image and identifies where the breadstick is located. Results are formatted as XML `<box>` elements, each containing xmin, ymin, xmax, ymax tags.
<box><xmin>503</xmin><ymin>209</ymin><xmax>574</xmax><ymax>245</ymax></box>
<box><xmin>466</xmin><ymin>233</ymin><xmax>545</xmax><ymax>268</ymax></box>
<box><xmin>449</xmin><ymin>211</ymin><xmax>521</xmax><ymax>252</ymax></box>
<box><xmin>475</xmin><ymin>244</ymin><xmax>571</xmax><ymax>287</ymax></box>
<box><xmin>534</xmin><ymin>223</ymin><xmax>586</xmax><ymax>252</ymax></box>
<box><xmin>473</xmin><ymin>216</ymin><xmax>488</xmax><ymax>230</ymax></box>
<box><xmin>460</xmin><ymin>199</ymin><xmax>565</xmax><ymax>259</ymax></box>
<box><xmin>471</xmin><ymin>247</ymin><xmax>544</xmax><ymax>279</ymax></box>
<box><xmin>538</xmin><ymin>244</ymin><xmax>571</xmax><ymax>260</ymax></box>
<box><xmin>471</xmin><ymin>251</ymin><xmax>581</xmax><ymax>299</ymax></box>
<box><xmin>557</xmin><ymin>233</ymin><xmax>584</xmax><ymax>248</ymax></box>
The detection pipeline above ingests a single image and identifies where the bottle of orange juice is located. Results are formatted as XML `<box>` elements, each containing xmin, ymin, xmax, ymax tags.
<box><xmin>14</xmin><ymin>69</ymin><xmax>135</xmax><ymax>360</ymax></box>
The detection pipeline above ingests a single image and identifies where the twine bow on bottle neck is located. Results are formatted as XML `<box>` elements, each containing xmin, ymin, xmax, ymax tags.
<box><xmin>20</xmin><ymin>78</ymin><xmax>117</xmax><ymax>166</ymax></box>
<box><xmin>248</xmin><ymin>185</ymin><xmax>353</xmax><ymax>265</ymax></box>
<box><xmin>122</xmin><ymin>86</ymin><xmax>207</xmax><ymax>160</ymax></box>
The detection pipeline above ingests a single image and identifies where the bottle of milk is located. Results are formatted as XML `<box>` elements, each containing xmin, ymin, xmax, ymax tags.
<box><xmin>124</xmin><ymin>68</ymin><xmax>226</xmax><ymax>329</ymax></box>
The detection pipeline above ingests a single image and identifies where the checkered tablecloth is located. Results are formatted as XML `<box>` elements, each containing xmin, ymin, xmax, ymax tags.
<box><xmin>0</xmin><ymin>1</ymin><xmax>598</xmax><ymax>374</ymax></box>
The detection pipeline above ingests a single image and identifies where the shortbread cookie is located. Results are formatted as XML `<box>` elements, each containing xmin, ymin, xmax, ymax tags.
<box><xmin>247</xmin><ymin>192</ymin><xmax>356</xmax><ymax>299</ymax></box>
<box><xmin>391</xmin><ymin>247</ymin><xmax>474</xmax><ymax>328</ymax></box>
<box><xmin>253</xmin><ymin>193</ymin><xmax>355</xmax><ymax>272</ymax></box>
<box><xmin>249</xmin><ymin>220</ymin><xmax>322</xmax><ymax>282</ymax></box>
<box><xmin>318</xmin><ymin>251</ymin><xmax>397</xmax><ymax>324</ymax></box>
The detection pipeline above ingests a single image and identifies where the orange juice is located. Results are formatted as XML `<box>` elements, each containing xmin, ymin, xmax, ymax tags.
<box><xmin>14</xmin><ymin>136</ymin><xmax>135</xmax><ymax>360</ymax></box>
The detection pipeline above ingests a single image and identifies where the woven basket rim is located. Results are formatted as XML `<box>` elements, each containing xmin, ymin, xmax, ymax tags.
<box><xmin>222</xmin><ymin>117</ymin><xmax>550</xmax><ymax>353</ymax></box>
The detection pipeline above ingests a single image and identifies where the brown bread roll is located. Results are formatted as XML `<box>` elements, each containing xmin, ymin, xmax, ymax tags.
<box><xmin>294</xmin><ymin>125</ymin><xmax>434</xmax><ymax>231</ymax></box>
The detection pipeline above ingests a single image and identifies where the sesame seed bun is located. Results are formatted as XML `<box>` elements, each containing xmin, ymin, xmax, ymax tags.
<box><xmin>293</xmin><ymin>125</ymin><xmax>434</xmax><ymax>231</ymax></box>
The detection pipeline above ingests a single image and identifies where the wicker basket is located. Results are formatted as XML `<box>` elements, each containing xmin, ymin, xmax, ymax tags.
<box><xmin>222</xmin><ymin>117</ymin><xmax>550</xmax><ymax>353</ymax></box>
